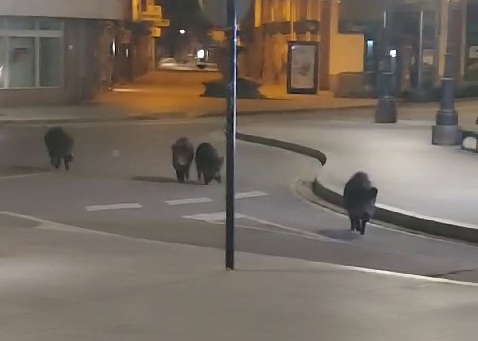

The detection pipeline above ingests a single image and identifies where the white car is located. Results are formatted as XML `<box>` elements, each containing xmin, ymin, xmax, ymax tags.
<box><xmin>158</xmin><ymin>57</ymin><xmax>178</xmax><ymax>68</ymax></box>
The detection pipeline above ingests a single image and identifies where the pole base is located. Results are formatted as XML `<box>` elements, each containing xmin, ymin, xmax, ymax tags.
<box><xmin>375</xmin><ymin>97</ymin><xmax>397</xmax><ymax>123</ymax></box>
<box><xmin>431</xmin><ymin>124</ymin><xmax>461</xmax><ymax>146</ymax></box>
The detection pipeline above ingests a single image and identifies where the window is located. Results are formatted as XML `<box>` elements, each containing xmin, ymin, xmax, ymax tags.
<box><xmin>0</xmin><ymin>17</ymin><xmax>63</xmax><ymax>88</ymax></box>
<box><xmin>0</xmin><ymin>38</ymin><xmax>5</xmax><ymax>88</ymax></box>
<box><xmin>39</xmin><ymin>19</ymin><xmax>62</xmax><ymax>31</ymax></box>
<box><xmin>40</xmin><ymin>38</ymin><xmax>61</xmax><ymax>86</ymax></box>
<box><xmin>7</xmin><ymin>17</ymin><xmax>35</xmax><ymax>30</ymax></box>
<box><xmin>9</xmin><ymin>37</ymin><xmax>36</xmax><ymax>88</ymax></box>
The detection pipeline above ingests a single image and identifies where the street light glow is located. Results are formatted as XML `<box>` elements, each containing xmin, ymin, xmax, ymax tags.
<box><xmin>179</xmin><ymin>29</ymin><xmax>186</xmax><ymax>35</ymax></box>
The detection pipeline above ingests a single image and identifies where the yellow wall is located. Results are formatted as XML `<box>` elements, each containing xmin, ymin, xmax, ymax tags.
<box><xmin>327</xmin><ymin>0</ymin><xmax>365</xmax><ymax>87</ymax></box>
<box><xmin>438</xmin><ymin>0</ymin><xmax>448</xmax><ymax>80</ymax></box>
<box><xmin>329</xmin><ymin>34</ymin><xmax>364</xmax><ymax>75</ymax></box>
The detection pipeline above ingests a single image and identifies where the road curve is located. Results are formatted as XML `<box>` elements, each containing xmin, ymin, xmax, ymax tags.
<box><xmin>0</xmin><ymin>117</ymin><xmax>477</xmax><ymax>282</ymax></box>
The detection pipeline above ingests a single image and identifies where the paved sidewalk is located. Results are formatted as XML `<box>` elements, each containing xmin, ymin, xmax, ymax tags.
<box><xmin>0</xmin><ymin>214</ymin><xmax>477</xmax><ymax>341</ymax></box>
<box><xmin>239</xmin><ymin>118</ymin><xmax>478</xmax><ymax>230</ymax></box>
<box><xmin>3</xmin><ymin>70</ymin><xmax>478</xmax><ymax>124</ymax></box>
<box><xmin>98</xmin><ymin>71</ymin><xmax>377</xmax><ymax>118</ymax></box>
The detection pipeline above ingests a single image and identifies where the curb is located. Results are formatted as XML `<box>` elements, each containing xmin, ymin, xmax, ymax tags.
<box><xmin>0</xmin><ymin>104</ymin><xmax>378</xmax><ymax>126</ymax></box>
<box><xmin>198</xmin><ymin>104</ymin><xmax>377</xmax><ymax>119</ymax></box>
<box><xmin>0</xmin><ymin>113</ymin><xmax>189</xmax><ymax>126</ymax></box>
<box><xmin>237</xmin><ymin>132</ymin><xmax>478</xmax><ymax>245</ymax></box>
<box><xmin>0</xmin><ymin>104</ymin><xmax>377</xmax><ymax>125</ymax></box>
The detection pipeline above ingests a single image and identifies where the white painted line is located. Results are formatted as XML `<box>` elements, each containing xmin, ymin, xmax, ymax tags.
<box><xmin>206</xmin><ymin>219</ymin><xmax>344</xmax><ymax>243</ymax></box>
<box><xmin>0</xmin><ymin>211</ymin><xmax>111</xmax><ymax>236</ymax></box>
<box><xmin>85</xmin><ymin>203</ymin><xmax>142</xmax><ymax>212</ymax></box>
<box><xmin>235</xmin><ymin>191</ymin><xmax>269</xmax><ymax>199</ymax></box>
<box><xmin>187</xmin><ymin>211</ymin><xmax>349</xmax><ymax>244</ymax></box>
<box><xmin>1</xmin><ymin>211</ymin><xmax>477</xmax><ymax>288</ymax></box>
<box><xmin>183</xmin><ymin>211</ymin><xmax>246</xmax><ymax>222</ymax></box>
<box><xmin>0</xmin><ymin>172</ymin><xmax>50</xmax><ymax>180</ymax></box>
<box><xmin>244</xmin><ymin>216</ymin><xmax>349</xmax><ymax>244</ymax></box>
<box><xmin>166</xmin><ymin>197</ymin><xmax>212</xmax><ymax>206</ymax></box>
<box><xmin>322</xmin><ymin>262</ymin><xmax>478</xmax><ymax>288</ymax></box>
<box><xmin>377</xmin><ymin>203</ymin><xmax>478</xmax><ymax>230</ymax></box>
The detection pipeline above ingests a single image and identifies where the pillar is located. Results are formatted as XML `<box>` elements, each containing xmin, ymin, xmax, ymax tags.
<box><xmin>319</xmin><ymin>0</ymin><xmax>339</xmax><ymax>90</ymax></box>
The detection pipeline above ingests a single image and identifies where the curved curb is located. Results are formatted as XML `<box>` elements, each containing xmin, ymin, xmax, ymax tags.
<box><xmin>237</xmin><ymin>132</ymin><xmax>478</xmax><ymax>245</ymax></box>
<box><xmin>237</xmin><ymin>132</ymin><xmax>327</xmax><ymax>165</ymax></box>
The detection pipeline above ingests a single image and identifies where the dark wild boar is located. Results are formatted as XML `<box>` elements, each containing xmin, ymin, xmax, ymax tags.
<box><xmin>195</xmin><ymin>142</ymin><xmax>224</xmax><ymax>185</ymax></box>
<box><xmin>343</xmin><ymin>171</ymin><xmax>378</xmax><ymax>235</ymax></box>
<box><xmin>171</xmin><ymin>137</ymin><xmax>194</xmax><ymax>183</ymax></box>
<box><xmin>44</xmin><ymin>127</ymin><xmax>74</xmax><ymax>170</ymax></box>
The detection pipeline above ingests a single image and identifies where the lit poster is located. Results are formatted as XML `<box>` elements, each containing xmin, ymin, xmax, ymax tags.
<box><xmin>290</xmin><ymin>45</ymin><xmax>315</xmax><ymax>89</ymax></box>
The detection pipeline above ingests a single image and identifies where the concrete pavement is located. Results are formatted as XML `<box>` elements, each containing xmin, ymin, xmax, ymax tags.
<box><xmin>0</xmin><ymin>120</ymin><xmax>478</xmax><ymax>284</ymax></box>
<box><xmin>1</xmin><ymin>213</ymin><xmax>478</xmax><ymax>341</ymax></box>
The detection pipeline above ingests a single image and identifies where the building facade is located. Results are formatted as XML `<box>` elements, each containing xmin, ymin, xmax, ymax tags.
<box><xmin>242</xmin><ymin>0</ymin><xmax>478</xmax><ymax>98</ymax></box>
<box><xmin>0</xmin><ymin>0</ymin><xmax>128</xmax><ymax>105</ymax></box>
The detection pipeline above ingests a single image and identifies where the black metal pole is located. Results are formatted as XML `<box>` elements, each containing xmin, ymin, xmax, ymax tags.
<box><xmin>225</xmin><ymin>0</ymin><xmax>237</xmax><ymax>270</ymax></box>
<box><xmin>432</xmin><ymin>0</ymin><xmax>460</xmax><ymax>145</ymax></box>
<box><xmin>375</xmin><ymin>0</ymin><xmax>397</xmax><ymax>123</ymax></box>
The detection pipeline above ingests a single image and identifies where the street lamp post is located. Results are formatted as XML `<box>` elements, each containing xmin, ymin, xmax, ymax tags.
<box><xmin>375</xmin><ymin>0</ymin><xmax>397</xmax><ymax>123</ymax></box>
<box><xmin>432</xmin><ymin>0</ymin><xmax>460</xmax><ymax>145</ymax></box>
<box><xmin>198</xmin><ymin>0</ymin><xmax>252</xmax><ymax>271</ymax></box>
<box><xmin>225</xmin><ymin>0</ymin><xmax>238</xmax><ymax>270</ymax></box>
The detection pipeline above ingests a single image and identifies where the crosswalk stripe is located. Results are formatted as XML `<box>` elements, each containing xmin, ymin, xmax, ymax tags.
<box><xmin>183</xmin><ymin>212</ymin><xmax>246</xmax><ymax>222</ymax></box>
<box><xmin>85</xmin><ymin>203</ymin><xmax>142</xmax><ymax>212</ymax></box>
<box><xmin>166</xmin><ymin>197</ymin><xmax>212</xmax><ymax>206</ymax></box>
<box><xmin>235</xmin><ymin>191</ymin><xmax>269</xmax><ymax>199</ymax></box>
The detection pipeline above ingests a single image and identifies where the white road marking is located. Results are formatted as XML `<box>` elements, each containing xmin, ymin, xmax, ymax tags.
<box><xmin>85</xmin><ymin>203</ymin><xmax>142</xmax><ymax>212</ymax></box>
<box><xmin>183</xmin><ymin>211</ymin><xmax>246</xmax><ymax>222</ymax></box>
<box><xmin>1</xmin><ymin>211</ymin><xmax>477</xmax><ymax>288</ymax></box>
<box><xmin>207</xmin><ymin>219</ymin><xmax>327</xmax><ymax>241</ymax></box>
<box><xmin>323</xmin><ymin>262</ymin><xmax>478</xmax><ymax>288</ymax></box>
<box><xmin>112</xmin><ymin>150</ymin><xmax>120</xmax><ymax>157</ymax></box>
<box><xmin>183</xmin><ymin>211</ymin><xmax>349</xmax><ymax>244</ymax></box>
<box><xmin>0</xmin><ymin>172</ymin><xmax>50</xmax><ymax>180</ymax></box>
<box><xmin>244</xmin><ymin>216</ymin><xmax>349</xmax><ymax>244</ymax></box>
<box><xmin>0</xmin><ymin>211</ymin><xmax>110</xmax><ymax>236</ymax></box>
<box><xmin>235</xmin><ymin>191</ymin><xmax>269</xmax><ymax>199</ymax></box>
<box><xmin>206</xmin><ymin>219</ymin><xmax>346</xmax><ymax>244</ymax></box>
<box><xmin>377</xmin><ymin>203</ymin><xmax>478</xmax><ymax>231</ymax></box>
<box><xmin>166</xmin><ymin>197</ymin><xmax>212</xmax><ymax>206</ymax></box>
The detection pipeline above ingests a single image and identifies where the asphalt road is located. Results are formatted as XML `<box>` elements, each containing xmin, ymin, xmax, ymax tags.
<box><xmin>0</xmin><ymin>116</ymin><xmax>478</xmax><ymax>282</ymax></box>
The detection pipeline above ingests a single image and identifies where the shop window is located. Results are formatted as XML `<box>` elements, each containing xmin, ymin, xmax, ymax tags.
<box><xmin>40</xmin><ymin>38</ymin><xmax>62</xmax><ymax>86</ymax></box>
<box><xmin>8</xmin><ymin>37</ymin><xmax>36</xmax><ymax>88</ymax></box>
<box><xmin>0</xmin><ymin>17</ymin><xmax>63</xmax><ymax>88</ymax></box>
<box><xmin>39</xmin><ymin>19</ymin><xmax>62</xmax><ymax>30</ymax></box>
<box><xmin>7</xmin><ymin>17</ymin><xmax>35</xmax><ymax>30</ymax></box>
<box><xmin>0</xmin><ymin>38</ymin><xmax>5</xmax><ymax>88</ymax></box>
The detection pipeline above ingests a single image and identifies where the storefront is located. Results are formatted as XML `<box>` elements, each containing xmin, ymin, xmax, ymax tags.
<box><xmin>244</xmin><ymin>0</ymin><xmax>478</xmax><ymax>99</ymax></box>
<box><xmin>0</xmin><ymin>0</ymin><xmax>126</xmax><ymax>106</ymax></box>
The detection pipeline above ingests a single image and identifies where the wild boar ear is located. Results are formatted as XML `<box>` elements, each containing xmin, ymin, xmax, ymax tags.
<box><xmin>369</xmin><ymin>187</ymin><xmax>378</xmax><ymax>199</ymax></box>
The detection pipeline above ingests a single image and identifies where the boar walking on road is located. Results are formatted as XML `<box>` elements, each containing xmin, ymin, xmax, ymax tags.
<box><xmin>343</xmin><ymin>171</ymin><xmax>378</xmax><ymax>235</ymax></box>
<box><xmin>171</xmin><ymin>137</ymin><xmax>195</xmax><ymax>183</ymax></box>
<box><xmin>195</xmin><ymin>142</ymin><xmax>224</xmax><ymax>185</ymax></box>
<box><xmin>44</xmin><ymin>127</ymin><xmax>74</xmax><ymax>170</ymax></box>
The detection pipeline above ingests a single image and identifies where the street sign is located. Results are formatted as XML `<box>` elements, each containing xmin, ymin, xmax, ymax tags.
<box><xmin>198</xmin><ymin>0</ymin><xmax>253</xmax><ymax>27</ymax></box>
<box><xmin>152</xmin><ymin>27</ymin><xmax>161</xmax><ymax>37</ymax></box>
<box><xmin>154</xmin><ymin>18</ymin><xmax>170</xmax><ymax>27</ymax></box>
